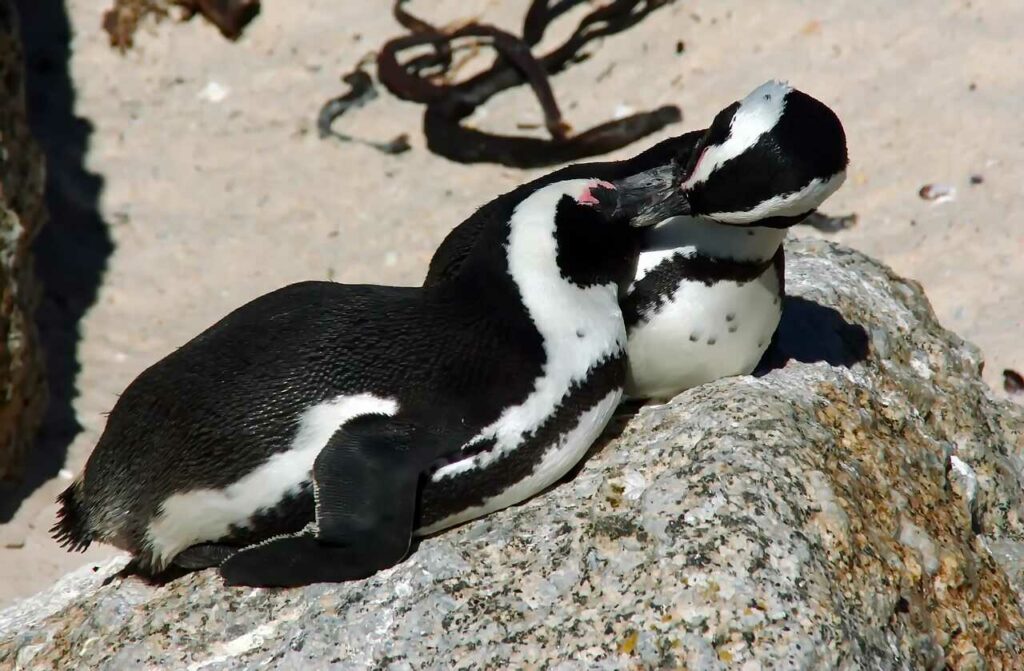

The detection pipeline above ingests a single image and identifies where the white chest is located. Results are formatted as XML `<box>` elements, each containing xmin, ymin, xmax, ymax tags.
<box><xmin>625</xmin><ymin>219</ymin><xmax>786</xmax><ymax>401</ymax></box>
<box><xmin>625</xmin><ymin>262</ymin><xmax>782</xmax><ymax>400</ymax></box>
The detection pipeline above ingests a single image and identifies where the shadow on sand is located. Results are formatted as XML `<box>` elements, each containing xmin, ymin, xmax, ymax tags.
<box><xmin>0</xmin><ymin>0</ymin><xmax>112</xmax><ymax>523</ymax></box>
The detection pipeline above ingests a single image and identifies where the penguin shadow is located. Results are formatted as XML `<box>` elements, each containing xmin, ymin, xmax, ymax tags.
<box><xmin>102</xmin><ymin>540</ymin><xmax>250</xmax><ymax>588</ymax></box>
<box><xmin>101</xmin><ymin>560</ymin><xmax>192</xmax><ymax>589</ymax></box>
<box><xmin>754</xmin><ymin>295</ymin><xmax>870</xmax><ymax>374</ymax></box>
<box><xmin>0</xmin><ymin>0</ymin><xmax>113</xmax><ymax>522</ymax></box>
<box><xmin>101</xmin><ymin>555</ymin><xmax>220</xmax><ymax>589</ymax></box>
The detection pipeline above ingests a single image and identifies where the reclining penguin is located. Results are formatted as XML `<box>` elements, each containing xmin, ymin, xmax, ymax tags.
<box><xmin>623</xmin><ymin>81</ymin><xmax>849</xmax><ymax>400</ymax></box>
<box><xmin>429</xmin><ymin>80</ymin><xmax>850</xmax><ymax>401</ymax></box>
<box><xmin>52</xmin><ymin>161</ymin><xmax>689</xmax><ymax>587</ymax></box>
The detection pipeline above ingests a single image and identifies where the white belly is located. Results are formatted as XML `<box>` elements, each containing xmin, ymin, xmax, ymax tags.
<box><xmin>625</xmin><ymin>265</ymin><xmax>782</xmax><ymax>400</ymax></box>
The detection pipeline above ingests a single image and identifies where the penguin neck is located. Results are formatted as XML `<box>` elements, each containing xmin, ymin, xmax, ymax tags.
<box><xmin>639</xmin><ymin>216</ymin><xmax>786</xmax><ymax>270</ymax></box>
<box><xmin>501</xmin><ymin>180</ymin><xmax>626</xmax><ymax>349</ymax></box>
<box><xmin>435</xmin><ymin>179</ymin><xmax>627</xmax><ymax>407</ymax></box>
<box><xmin>436</xmin><ymin>180</ymin><xmax>628</xmax><ymax>337</ymax></box>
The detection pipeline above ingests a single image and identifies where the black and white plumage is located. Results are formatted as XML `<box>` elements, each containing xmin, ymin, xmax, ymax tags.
<box><xmin>427</xmin><ymin>81</ymin><xmax>848</xmax><ymax>402</ymax></box>
<box><xmin>53</xmin><ymin>168</ymin><xmax>687</xmax><ymax>587</ymax></box>
<box><xmin>623</xmin><ymin>80</ymin><xmax>849</xmax><ymax>399</ymax></box>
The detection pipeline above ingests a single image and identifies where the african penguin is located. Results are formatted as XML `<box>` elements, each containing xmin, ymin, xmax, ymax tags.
<box><xmin>622</xmin><ymin>80</ymin><xmax>849</xmax><ymax>400</ymax></box>
<box><xmin>425</xmin><ymin>82</ymin><xmax>848</xmax><ymax>403</ymax></box>
<box><xmin>53</xmin><ymin>169</ymin><xmax>688</xmax><ymax>587</ymax></box>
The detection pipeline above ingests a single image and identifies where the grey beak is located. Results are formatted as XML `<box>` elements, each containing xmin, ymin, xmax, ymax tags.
<box><xmin>593</xmin><ymin>164</ymin><xmax>691</xmax><ymax>227</ymax></box>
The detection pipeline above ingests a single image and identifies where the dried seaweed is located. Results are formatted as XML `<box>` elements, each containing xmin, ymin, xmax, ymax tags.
<box><xmin>102</xmin><ymin>0</ymin><xmax>260</xmax><ymax>51</ymax></box>
<box><xmin>320</xmin><ymin>0</ymin><xmax>682</xmax><ymax>167</ymax></box>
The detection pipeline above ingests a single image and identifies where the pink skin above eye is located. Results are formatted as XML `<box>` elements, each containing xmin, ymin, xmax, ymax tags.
<box><xmin>577</xmin><ymin>179</ymin><xmax>615</xmax><ymax>205</ymax></box>
<box><xmin>681</xmin><ymin>147</ymin><xmax>708</xmax><ymax>189</ymax></box>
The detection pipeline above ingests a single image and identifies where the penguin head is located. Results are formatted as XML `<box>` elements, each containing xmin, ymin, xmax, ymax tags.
<box><xmin>678</xmin><ymin>80</ymin><xmax>849</xmax><ymax>226</ymax></box>
<box><xmin>545</xmin><ymin>173</ymin><xmax>690</xmax><ymax>289</ymax></box>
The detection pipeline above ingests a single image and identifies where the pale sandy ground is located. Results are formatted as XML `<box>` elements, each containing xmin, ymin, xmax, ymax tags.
<box><xmin>1</xmin><ymin>0</ymin><xmax>1021</xmax><ymax>607</ymax></box>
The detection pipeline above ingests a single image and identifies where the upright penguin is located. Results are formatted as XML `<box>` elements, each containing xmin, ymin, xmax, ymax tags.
<box><xmin>53</xmin><ymin>167</ymin><xmax>688</xmax><ymax>587</ymax></box>
<box><xmin>622</xmin><ymin>80</ymin><xmax>848</xmax><ymax>399</ymax></box>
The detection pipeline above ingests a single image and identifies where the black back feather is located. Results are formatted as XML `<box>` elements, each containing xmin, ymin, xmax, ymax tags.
<box><xmin>51</xmin><ymin>481</ymin><xmax>92</xmax><ymax>552</ymax></box>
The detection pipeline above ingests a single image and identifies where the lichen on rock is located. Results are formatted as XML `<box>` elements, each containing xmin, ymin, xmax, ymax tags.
<box><xmin>1</xmin><ymin>239</ymin><xmax>1022</xmax><ymax>669</ymax></box>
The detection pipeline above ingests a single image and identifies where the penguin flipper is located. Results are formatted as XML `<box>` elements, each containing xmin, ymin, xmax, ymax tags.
<box><xmin>219</xmin><ymin>414</ymin><xmax>427</xmax><ymax>587</ymax></box>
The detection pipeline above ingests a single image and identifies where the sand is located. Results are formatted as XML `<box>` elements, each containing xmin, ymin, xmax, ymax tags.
<box><xmin>1</xmin><ymin>0</ymin><xmax>1021</xmax><ymax>607</ymax></box>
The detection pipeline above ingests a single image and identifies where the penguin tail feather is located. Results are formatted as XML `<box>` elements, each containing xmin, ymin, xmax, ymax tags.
<box><xmin>51</xmin><ymin>480</ymin><xmax>93</xmax><ymax>552</ymax></box>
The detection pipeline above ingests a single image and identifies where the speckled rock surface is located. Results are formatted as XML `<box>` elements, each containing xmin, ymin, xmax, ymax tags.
<box><xmin>0</xmin><ymin>0</ymin><xmax>46</xmax><ymax>480</ymax></box>
<box><xmin>1</xmin><ymin>239</ymin><xmax>1022</xmax><ymax>669</ymax></box>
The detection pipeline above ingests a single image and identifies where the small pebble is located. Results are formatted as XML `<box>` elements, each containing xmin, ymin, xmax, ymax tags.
<box><xmin>969</xmin><ymin>174</ymin><xmax>984</xmax><ymax>185</ymax></box>
<box><xmin>675</xmin><ymin>40</ymin><xmax>686</xmax><ymax>54</ymax></box>
<box><xmin>918</xmin><ymin>183</ymin><xmax>956</xmax><ymax>202</ymax></box>
<box><xmin>800</xmin><ymin>20</ymin><xmax>821</xmax><ymax>35</ymax></box>
<box><xmin>198</xmin><ymin>81</ymin><xmax>229</xmax><ymax>103</ymax></box>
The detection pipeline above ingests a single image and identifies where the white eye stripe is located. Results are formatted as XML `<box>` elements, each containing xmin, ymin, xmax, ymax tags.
<box><xmin>706</xmin><ymin>171</ymin><xmax>846</xmax><ymax>224</ymax></box>
<box><xmin>682</xmin><ymin>80</ymin><xmax>791</xmax><ymax>190</ymax></box>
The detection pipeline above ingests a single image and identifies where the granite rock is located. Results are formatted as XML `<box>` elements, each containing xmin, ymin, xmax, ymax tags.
<box><xmin>1</xmin><ymin>239</ymin><xmax>1022</xmax><ymax>669</ymax></box>
<box><xmin>0</xmin><ymin>0</ymin><xmax>46</xmax><ymax>480</ymax></box>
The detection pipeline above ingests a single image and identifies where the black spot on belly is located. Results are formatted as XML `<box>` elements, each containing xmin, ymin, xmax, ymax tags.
<box><xmin>415</xmin><ymin>355</ymin><xmax>624</xmax><ymax>530</ymax></box>
<box><xmin>728</xmin><ymin>325</ymin><xmax>738</xmax><ymax>333</ymax></box>
<box><xmin>689</xmin><ymin>333</ymin><xmax>700</xmax><ymax>342</ymax></box>
<box><xmin>707</xmin><ymin>336</ymin><xmax>717</xmax><ymax>345</ymax></box>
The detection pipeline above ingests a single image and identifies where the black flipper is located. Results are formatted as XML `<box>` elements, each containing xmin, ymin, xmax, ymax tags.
<box><xmin>219</xmin><ymin>415</ymin><xmax>429</xmax><ymax>587</ymax></box>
